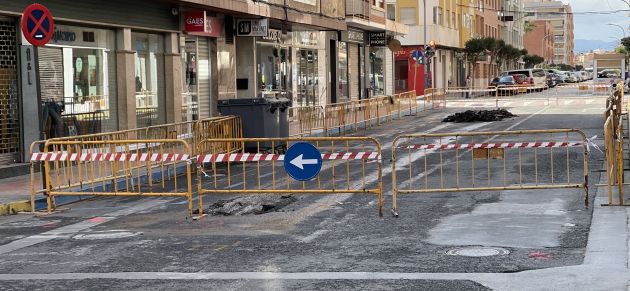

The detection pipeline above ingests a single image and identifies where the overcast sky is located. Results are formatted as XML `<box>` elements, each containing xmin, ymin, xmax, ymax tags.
<box><xmin>561</xmin><ymin>0</ymin><xmax>629</xmax><ymax>41</ymax></box>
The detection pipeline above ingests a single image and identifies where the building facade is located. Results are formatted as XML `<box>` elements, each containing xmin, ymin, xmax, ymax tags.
<box><xmin>0</xmin><ymin>0</ymin><xmax>407</xmax><ymax>168</ymax></box>
<box><xmin>523</xmin><ymin>20</ymin><xmax>554</xmax><ymax>64</ymax></box>
<box><xmin>394</xmin><ymin>0</ymin><xmax>463</xmax><ymax>95</ymax></box>
<box><xmin>524</xmin><ymin>0</ymin><xmax>574</xmax><ymax>65</ymax></box>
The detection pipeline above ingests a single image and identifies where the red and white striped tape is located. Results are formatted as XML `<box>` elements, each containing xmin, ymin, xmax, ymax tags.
<box><xmin>397</xmin><ymin>141</ymin><xmax>583</xmax><ymax>150</ymax></box>
<box><xmin>197</xmin><ymin>152</ymin><xmax>380</xmax><ymax>164</ymax></box>
<box><xmin>30</xmin><ymin>152</ymin><xmax>189</xmax><ymax>162</ymax></box>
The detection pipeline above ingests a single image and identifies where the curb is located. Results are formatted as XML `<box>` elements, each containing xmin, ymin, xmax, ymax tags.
<box><xmin>0</xmin><ymin>200</ymin><xmax>31</xmax><ymax>216</ymax></box>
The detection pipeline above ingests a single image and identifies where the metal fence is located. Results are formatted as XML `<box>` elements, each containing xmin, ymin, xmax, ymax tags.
<box><xmin>602</xmin><ymin>82</ymin><xmax>626</xmax><ymax>206</ymax></box>
<box><xmin>391</xmin><ymin>129</ymin><xmax>589</xmax><ymax>215</ymax></box>
<box><xmin>196</xmin><ymin>137</ymin><xmax>384</xmax><ymax>216</ymax></box>
<box><xmin>34</xmin><ymin>139</ymin><xmax>194</xmax><ymax>215</ymax></box>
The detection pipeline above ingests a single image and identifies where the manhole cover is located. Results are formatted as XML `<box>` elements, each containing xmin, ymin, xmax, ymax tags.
<box><xmin>72</xmin><ymin>231</ymin><xmax>142</xmax><ymax>240</ymax></box>
<box><xmin>445</xmin><ymin>246</ymin><xmax>510</xmax><ymax>257</ymax></box>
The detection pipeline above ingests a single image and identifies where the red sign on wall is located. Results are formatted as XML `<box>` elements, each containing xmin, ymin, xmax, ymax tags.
<box><xmin>184</xmin><ymin>11</ymin><xmax>222</xmax><ymax>37</ymax></box>
<box><xmin>184</xmin><ymin>11</ymin><xmax>205</xmax><ymax>32</ymax></box>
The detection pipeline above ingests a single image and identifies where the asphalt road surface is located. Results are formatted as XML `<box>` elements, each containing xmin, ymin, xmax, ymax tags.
<box><xmin>1</xmin><ymin>88</ymin><xmax>626</xmax><ymax>291</ymax></box>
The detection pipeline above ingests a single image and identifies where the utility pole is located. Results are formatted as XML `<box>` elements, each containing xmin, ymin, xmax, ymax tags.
<box><xmin>423</xmin><ymin>0</ymin><xmax>429</xmax><ymax>89</ymax></box>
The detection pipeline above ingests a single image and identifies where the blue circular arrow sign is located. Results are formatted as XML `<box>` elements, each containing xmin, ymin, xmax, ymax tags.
<box><xmin>284</xmin><ymin>142</ymin><xmax>322</xmax><ymax>181</ymax></box>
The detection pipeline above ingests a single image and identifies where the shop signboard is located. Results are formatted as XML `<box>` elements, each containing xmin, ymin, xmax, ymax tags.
<box><xmin>236</xmin><ymin>19</ymin><xmax>269</xmax><ymax>37</ymax></box>
<box><xmin>184</xmin><ymin>11</ymin><xmax>222</xmax><ymax>37</ymax></box>
<box><xmin>368</xmin><ymin>31</ymin><xmax>387</xmax><ymax>46</ymax></box>
<box><xmin>341</xmin><ymin>30</ymin><xmax>366</xmax><ymax>44</ymax></box>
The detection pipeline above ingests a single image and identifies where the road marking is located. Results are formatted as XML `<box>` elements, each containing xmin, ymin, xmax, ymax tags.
<box><xmin>523</xmin><ymin>101</ymin><xmax>533</xmax><ymax>106</ymax></box>
<box><xmin>0</xmin><ymin>199</ymin><xmax>170</xmax><ymax>255</ymax></box>
<box><xmin>585</xmin><ymin>100</ymin><xmax>594</xmax><ymax>105</ymax></box>
<box><xmin>564</xmin><ymin>100</ymin><xmax>574</xmax><ymax>105</ymax></box>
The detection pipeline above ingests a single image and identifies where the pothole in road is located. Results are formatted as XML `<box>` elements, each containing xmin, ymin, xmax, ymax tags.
<box><xmin>445</xmin><ymin>246</ymin><xmax>511</xmax><ymax>257</ymax></box>
<box><xmin>72</xmin><ymin>230</ymin><xmax>142</xmax><ymax>240</ymax></box>
<box><xmin>207</xmin><ymin>195</ymin><xmax>297</xmax><ymax>216</ymax></box>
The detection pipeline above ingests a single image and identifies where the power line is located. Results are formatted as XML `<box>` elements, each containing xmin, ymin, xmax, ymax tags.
<box><xmin>456</xmin><ymin>4</ymin><xmax>630</xmax><ymax>16</ymax></box>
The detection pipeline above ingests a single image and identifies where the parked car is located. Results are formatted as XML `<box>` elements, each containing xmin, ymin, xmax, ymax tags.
<box><xmin>550</xmin><ymin>73</ymin><xmax>565</xmax><ymax>85</ymax></box>
<box><xmin>501</xmin><ymin>69</ymin><xmax>547</xmax><ymax>90</ymax></box>
<box><xmin>546</xmin><ymin>74</ymin><xmax>559</xmax><ymax>88</ymax></box>
<box><xmin>572</xmin><ymin>71</ymin><xmax>584</xmax><ymax>82</ymax></box>
<box><xmin>561</xmin><ymin>71</ymin><xmax>578</xmax><ymax>83</ymax></box>
<box><xmin>490</xmin><ymin>76</ymin><xmax>519</xmax><ymax>95</ymax></box>
<box><xmin>578</xmin><ymin>71</ymin><xmax>589</xmax><ymax>81</ymax></box>
<box><xmin>512</xmin><ymin>74</ymin><xmax>531</xmax><ymax>85</ymax></box>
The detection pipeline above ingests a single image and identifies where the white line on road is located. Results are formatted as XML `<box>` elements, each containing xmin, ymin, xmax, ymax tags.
<box><xmin>523</xmin><ymin>101</ymin><xmax>533</xmax><ymax>106</ymax></box>
<box><xmin>0</xmin><ymin>199</ymin><xmax>170</xmax><ymax>255</ymax></box>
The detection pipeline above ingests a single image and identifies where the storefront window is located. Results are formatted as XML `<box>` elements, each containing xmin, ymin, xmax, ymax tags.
<box><xmin>133</xmin><ymin>32</ymin><xmax>165</xmax><ymax>128</ymax></box>
<box><xmin>38</xmin><ymin>25</ymin><xmax>117</xmax><ymax>137</ymax></box>
<box><xmin>338</xmin><ymin>42</ymin><xmax>349</xmax><ymax>101</ymax></box>
<box><xmin>257</xmin><ymin>43</ymin><xmax>289</xmax><ymax>99</ymax></box>
<box><xmin>359</xmin><ymin>45</ymin><xmax>366</xmax><ymax>99</ymax></box>
<box><xmin>369</xmin><ymin>46</ymin><xmax>385</xmax><ymax>96</ymax></box>
<box><xmin>295</xmin><ymin>48</ymin><xmax>319</xmax><ymax>106</ymax></box>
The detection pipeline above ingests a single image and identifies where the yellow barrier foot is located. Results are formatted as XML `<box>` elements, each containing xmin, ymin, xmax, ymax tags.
<box><xmin>0</xmin><ymin>200</ymin><xmax>31</xmax><ymax>216</ymax></box>
<box><xmin>192</xmin><ymin>213</ymin><xmax>208</xmax><ymax>221</ymax></box>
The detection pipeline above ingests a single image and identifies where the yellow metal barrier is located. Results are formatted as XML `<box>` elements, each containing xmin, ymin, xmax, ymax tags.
<box><xmin>196</xmin><ymin>137</ymin><xmax>383</xmax><ymax>216</ymax></box>
<box><xmin>289</xmin><ymin>105</ymin><xmax>325</xmax><ymax>137</ymax></box>
<box><xmin>602</xmin><ymin>81</ymin><xmax>626</xmax><ymax>206</ymax></box>
<box><xmin>391</xmin><ymin>129</ymin><xmax>589</xmax><ymax>215</ymax></box>
<box><xmin>424</xmin><ymin>88</ymin><xmax>445</xmax><ymax>109</ymax></box>
<box><xmin>39</xmin><ymin>139</ymin><xmax>194</xmax><ymax>216</ymax></box>
<box><xmin>29</xmin><ymin>140</ymin><xmax>47</xmax><ymax>213</ymax></box>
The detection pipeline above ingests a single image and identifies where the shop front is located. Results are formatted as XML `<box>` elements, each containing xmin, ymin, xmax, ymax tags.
<box><xmin>0</xmin><ymin>16</ymin><xmax>20</xmax><ymax>164</ymax></box>
<box><xmin>38</xmin><ymin>24</ymin><xmax>118</xmax><ymax>137</ymax></box>
<box><xmin>368</xmin><ymin>31</ymin><xmax>387</xmax><ymax>97</ymax></box>
<box><xmin>341</xmin><ymin>29</ymin><xmax>367</xmax><ymax>100</ymax></box>
<box><xmin>290</xmin><ymin>30</ymin><xmax>325</xmax><ymax>106</ymax></box>
<box><xmin>394</xmin><ymin>46</ymin><xmax>425</xmax><ymax>96</ymax></box>
<box><xmin>181</xmin><ymin>11</ymin><xmax>223</xmax><ymax>121</ymax></box>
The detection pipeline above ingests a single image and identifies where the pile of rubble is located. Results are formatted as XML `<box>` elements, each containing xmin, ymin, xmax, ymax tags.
<box><xmin>442</xmin><ymin>109</ymin><xmax>517</xmax><ymax>123</ymax></box>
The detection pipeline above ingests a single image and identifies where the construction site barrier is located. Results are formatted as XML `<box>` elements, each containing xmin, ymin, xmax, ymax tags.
<box><xmin>424</xmin><ymin>88</ymin><xmax>445</xmax><ymax>109</ymax></box>
<box><xmin>29</xmin><ymin>116</ymin><xmax>242</xmax><ymax>212</ymax></box>
<box><xmin>602</xmin><ymin>81</ymin><xmax>626</xmax><ymax>206</ymax></box>
<box><xmin>34</xmin><ymin>139</ymin><xmax>194</xmax><ymax>216</ymax></box>
<box><xmin>391</xmin><ymin>129</ymin><xmax>589</xmax><ymax>215</ymax></box>
<box><xmin>196</xmin><ymin>137</ymin><xmax>383</xmax><ymax>216</ymax></box>
<box><xmin>289</xmin><ymin>105</ymin><xmax>326</xmax><ymax>137</ymax></box>
<box><xmin>555</xmin><ymin>83</ymin><xmax>611</xmax><ymax>98</ymax></box>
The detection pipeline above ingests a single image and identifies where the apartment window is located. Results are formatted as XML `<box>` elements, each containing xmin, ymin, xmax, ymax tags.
<box><xmin>446</xmin><ymin>10</ymin><xmax>451</xmax><ymax>27</ymax></box>
<box><xmin>373</xmin><ymin>0</ymin><xmax>384</xmax><ymax>9</ymax></box>
<box><xmin>433</xmin><ymin>7</ymin><xmax>437</xmax><ymax>24</ymax></box>
<box><xmin>453</xmin><ymin>12</ymin><xmax>457</xmax><ymax>29</ymax></box>
<box><xmin>387</xmin><ymin>4</ymin><xmax>396</xmax><ymax>21</ymax></box>
<box><xmin>438</xmin><ymin>7</ymin><xmax>443</xmax><ymax>25</ymax></box>
<box><xmin>400</xmin><ymin>7</ymin><xmax>416</xmax><ymax>25</ymax></box>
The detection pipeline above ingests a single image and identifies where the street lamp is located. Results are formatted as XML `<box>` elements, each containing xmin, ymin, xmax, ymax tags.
<box><xmin>542</xmin><ymin>34</ymin><xmax>553</xmax><ymax>65</ymax></box>
<box><xmin>621</xmin><ymin>0</ymin><xmax>630</xmax><ymax>8</ymax></box>
<box><xmin>607</xmin><ymin>23</ymin><xmax>626</xmax><ymax>38</ymax></box>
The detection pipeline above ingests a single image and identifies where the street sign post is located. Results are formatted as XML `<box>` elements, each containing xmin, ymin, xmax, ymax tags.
<box><xmin>284</xmin><ymin>142</ymin><xmax>323</xmax><ymax>181</ymax></box>
<box><xmin>21</xmin><ymin>3</ymin><xmax>54</xmax><ymax>47</ymax></box>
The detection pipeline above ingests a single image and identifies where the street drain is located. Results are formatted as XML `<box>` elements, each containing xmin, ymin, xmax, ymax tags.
<box><xmin>445</xmin><ymin>246</ymin><xmax>510</xmax><ymax>257</ymax></box>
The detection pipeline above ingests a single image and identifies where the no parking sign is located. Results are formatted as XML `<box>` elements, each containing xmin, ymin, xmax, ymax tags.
<box><xmin>21</xmin><ymin>3</ymin><xmax>54</xmax><ymax>46</ymax></box>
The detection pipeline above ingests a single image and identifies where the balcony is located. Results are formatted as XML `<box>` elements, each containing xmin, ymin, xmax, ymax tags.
<box><xmin>346</xmin><ymin>0</ymin><xmax>370</xmax><ymax>20</ymax></box>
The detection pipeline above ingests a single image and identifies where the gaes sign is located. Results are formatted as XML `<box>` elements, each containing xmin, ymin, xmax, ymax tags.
<box><xmin>21</xmin><ymin>3</ymin><xmax>54</xmax><ymax>46</ymax></box>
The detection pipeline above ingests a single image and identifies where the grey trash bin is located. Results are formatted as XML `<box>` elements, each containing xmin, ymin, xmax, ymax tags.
<box><xmin>277</xmin><ymin>98</ymin><xmax>291</xmax><ymax>138</ymax></box>
<box><xmin>217</xmin><ymin>98</ymin><xmax>289</xmax><ymax>152</ymax></box>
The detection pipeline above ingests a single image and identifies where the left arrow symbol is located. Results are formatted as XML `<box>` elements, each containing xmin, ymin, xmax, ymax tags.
<box><xmin>290</xmin><ymin>154</ymin><xmax>318</xmax><ymax>170</ymax></box>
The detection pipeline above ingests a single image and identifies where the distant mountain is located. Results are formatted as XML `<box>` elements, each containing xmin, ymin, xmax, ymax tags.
<box><xmin>574</xmin><ymin>39</ymin><xmax>618</xmax><ymax>53</ymax></box>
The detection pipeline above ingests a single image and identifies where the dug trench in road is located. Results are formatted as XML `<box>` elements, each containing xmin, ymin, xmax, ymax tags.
<box><xmin>0</xmin><ymin>100</ymin><xmax>605</xmax><ymax>276</ymax></box>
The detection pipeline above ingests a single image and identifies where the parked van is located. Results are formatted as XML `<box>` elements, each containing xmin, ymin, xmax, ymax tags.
<box><xmin>501</xmin><ymin>69</ymin><xmax>547</xmax><ymax>90</ymax></box>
